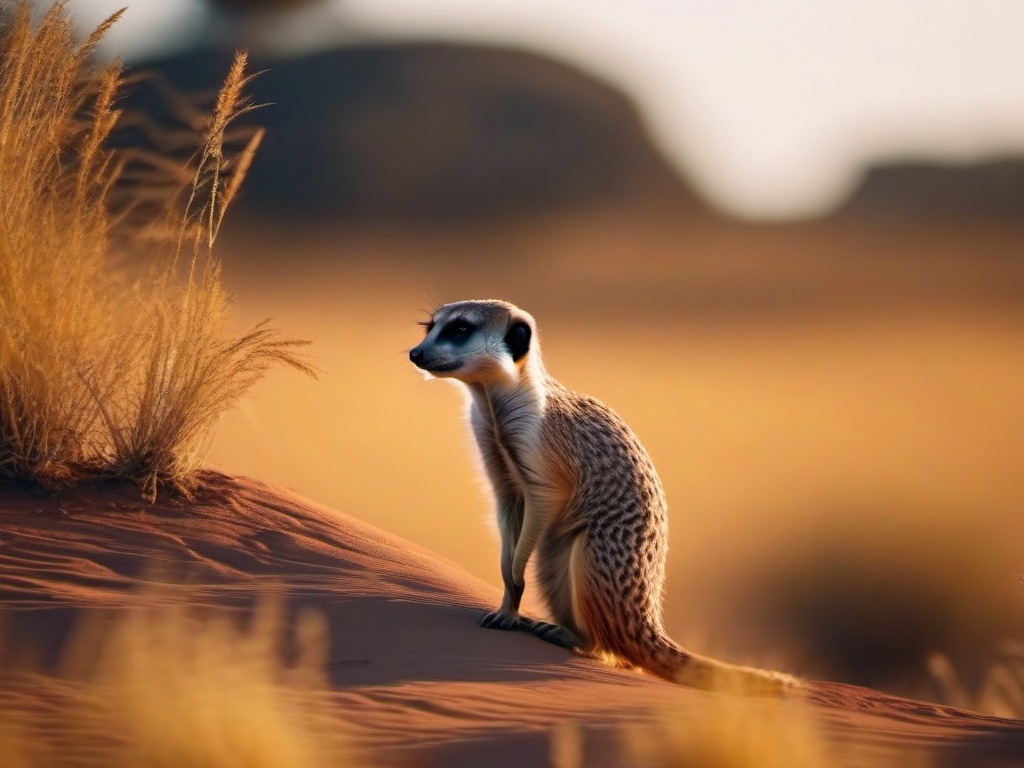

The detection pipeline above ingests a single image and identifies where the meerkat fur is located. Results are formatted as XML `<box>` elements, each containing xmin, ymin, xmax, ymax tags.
<box><xmin>410</xmin><ymin>299</ymin><xmax>799</xmax><ymax>696</ymax></box>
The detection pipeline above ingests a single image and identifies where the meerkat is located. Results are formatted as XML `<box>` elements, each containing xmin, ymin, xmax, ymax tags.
<box><xmin>410</xmin><ymin>299</ymin><xmax>799</xmax><ymax>695</ymax></box>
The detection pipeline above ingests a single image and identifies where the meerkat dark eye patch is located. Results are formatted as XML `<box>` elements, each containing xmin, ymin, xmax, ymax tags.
<box><xmin>503</xmin><ymin>322</ymin><xmax>531</xmax><ymax>362</ymax></box>
<box><xmin>437</xmin><ymin>318</ymin><xmax>477</xmax><ymax>344</ymax></box>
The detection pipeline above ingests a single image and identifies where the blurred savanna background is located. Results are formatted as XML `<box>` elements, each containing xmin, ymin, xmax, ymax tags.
<box><xmin>64</xmin><ymin>0</ymin><xmax>1023</xmax><ymax>702</ymax></box>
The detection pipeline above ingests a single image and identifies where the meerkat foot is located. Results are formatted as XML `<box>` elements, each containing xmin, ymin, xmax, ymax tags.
<box><xmin>479</xmin><ymin>609</ymin><xmax>525</xmax><ymax>630</ymax></box>
<box><xmin>524</xmin><ymin>620</ymin><xmax>582</xmax><ymax>650</ymax></box>
<box><xmin>479</xmin><ymin>611</ymin><xmax>581</xmax><ymax>650</ymax></box>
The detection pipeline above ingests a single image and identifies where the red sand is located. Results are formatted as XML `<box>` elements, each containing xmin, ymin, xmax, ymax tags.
<box><xmin>1</xmin><ymin>473</ymin><xmax>1021</xmax><ymax>766</ymax></box>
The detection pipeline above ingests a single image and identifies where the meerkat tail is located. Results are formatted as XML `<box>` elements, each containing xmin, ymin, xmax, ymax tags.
<box><xmin>571</xmin><ymin>539</ymin><xmax>798</xmax><ymax>697</ymax></box>
<box><xmin>638</xmin><ymin>634</ymin><xmax>801</xmax><ymax>697</ymax></box>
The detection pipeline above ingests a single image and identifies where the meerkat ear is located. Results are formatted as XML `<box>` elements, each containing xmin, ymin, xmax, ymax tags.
<box><xmin>503</xmin><ymin>322</ymin><xmax>531</xmax><ymax>362</ymax></box>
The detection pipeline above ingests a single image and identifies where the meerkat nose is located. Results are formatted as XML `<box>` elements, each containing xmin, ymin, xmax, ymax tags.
<box><xmin>410</xmin><ymin>348</ymin><xmax>424</xmax><ymax>364</ymax></box>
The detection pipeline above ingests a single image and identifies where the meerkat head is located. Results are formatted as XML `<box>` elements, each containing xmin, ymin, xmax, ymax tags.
<box><xmin>410</xmin><ymin>299</ymin><xmax>536</xmax><ymax>385</ymax></box>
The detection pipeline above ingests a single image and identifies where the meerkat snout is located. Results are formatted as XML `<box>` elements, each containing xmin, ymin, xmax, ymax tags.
<box><xmin>408</xmin><ymin>337</ymin><xmax>465</xmax><ymax>375</ymax></box>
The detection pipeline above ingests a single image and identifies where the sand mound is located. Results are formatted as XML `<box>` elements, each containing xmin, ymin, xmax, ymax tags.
<box><xmin>1</xmin><ymin>473</ymin><xmax>1021</xmax><ymax>766</ymax></box>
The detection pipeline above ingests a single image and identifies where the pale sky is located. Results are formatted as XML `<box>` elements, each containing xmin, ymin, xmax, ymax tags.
<box><xmin>68</xmin><ymin>0</ymin><xmax>1024</xmax><ymax>219</ymax></box>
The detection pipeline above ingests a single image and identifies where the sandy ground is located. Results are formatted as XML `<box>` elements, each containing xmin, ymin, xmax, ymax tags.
<box><xmin>1</xmin><ymin>475</ymin><xmax>1022</xmax><ymax>766</ymax></box>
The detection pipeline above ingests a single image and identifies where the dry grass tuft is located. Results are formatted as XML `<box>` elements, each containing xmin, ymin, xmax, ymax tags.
<box><xmin>616</xmin><ymin>694</ymin><xmax>930</xmax><ymax>768</ymax></box>
<box><xmin>0</xmin><ymin>1</ymin><xmax>313</xmax><ymax>498</ymax></box>
<box><xmin>622</xmin><ymin>700</ymin><xmax>829</xmax><ymax>768</ymax></box>
<box><xmin>928</xmin><ymin>644</ymin><xmax>1024</xmax><ymax>719</ymax></box>
<box><xmin>549</xmin><ymin>669</ymin><xmax>935</xmax><ymax>768</ymax></box>
<box><xmin>0</xmin><ymin>2</ymin><xmax>125</xmax><ymax>485</ymax></box>
<box><xmin>0</xmin><ymin>600</ymin><xmax>350</xmax><ymax>768</ymax></box>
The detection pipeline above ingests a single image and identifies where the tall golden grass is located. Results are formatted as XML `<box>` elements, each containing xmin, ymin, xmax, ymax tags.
<box><xmin>0</xmin><ymin>1</ymin><xmax>313</xmax><ymax>498</ymax></box>
<box><xmin>620</xmin><ymin>697</ymin><xmax>838</xmax><ymax>768</ymax></box>
<box><xmin>929</xmin><ymin>645</ymin><xmax>1024</xmax><ymax>719</ymax></box>
<box><xmin>547</xmin><ymin>691</ymin><xmax>933</xmax><ymax>768</ymax></box>
<box><xmin>0</xmin><ymin>601</ymin><xmax>351</xmax><ymax>768</ymax></box>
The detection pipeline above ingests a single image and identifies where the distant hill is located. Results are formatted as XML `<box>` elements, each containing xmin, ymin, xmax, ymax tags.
<box><xmin>123</xmin><ymin>41</ymin><xmax>1024</xmax><ymax>224</ymax></box>
<box><xmin>122</xmin><ymin>42</ymin><xmax>702</xmax><ymax>221</ymax></box>
<box><xmin>835</xmin><ymin>159</ymin><xmax>1024</xmax><ymax>220</ymax></box>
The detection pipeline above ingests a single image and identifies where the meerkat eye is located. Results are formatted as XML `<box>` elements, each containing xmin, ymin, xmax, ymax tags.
<box><xmin>437</xmin><ymin>319</ymin><xmax>477</xmax><ymax>343</ymax></box>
